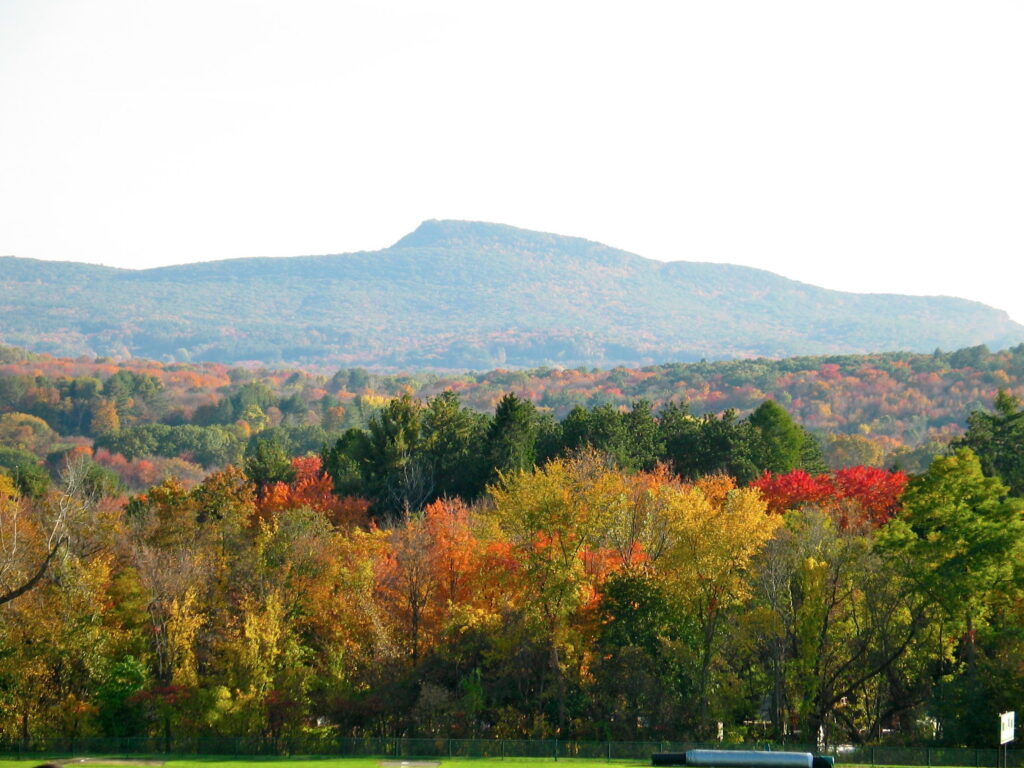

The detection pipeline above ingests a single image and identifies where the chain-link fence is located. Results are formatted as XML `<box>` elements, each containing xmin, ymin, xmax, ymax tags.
<box><xmin>0</xmin><ymin>737</ymin><xmax>1020</xmax><ymax>766</ymax></box>
<box><xmin>830</xmin><ymin>746</ymin><xmax>1024</xmax><ymax>768</ymax></box>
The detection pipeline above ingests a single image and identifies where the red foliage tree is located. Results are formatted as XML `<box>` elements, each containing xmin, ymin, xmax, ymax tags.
<box><xmin>751</xmin><ymin>469</ymin><xmax>835</xmax><ymax>515</ymax></box>
<box><xmin>751</xmin><ymin>466</ymin><xmax>907</xmax><ymax>527</ymax></box>
<box><xmin>832</xmin><ymin>465</ymin><xmax>907</xmax><ymax>527</ymax></box>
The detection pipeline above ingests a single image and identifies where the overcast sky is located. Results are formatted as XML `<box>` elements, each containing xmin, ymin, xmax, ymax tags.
<box><xmin>2</xmin><ymin>1</ymin><xmax>1022</xmax><ymax>324</ymax></box>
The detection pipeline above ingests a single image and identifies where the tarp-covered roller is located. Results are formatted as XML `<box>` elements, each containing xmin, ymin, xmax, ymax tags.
<box><xmin>685</xmin><ymin>751</ymin><xmax>814</xmax><ymax>768</ymax></box>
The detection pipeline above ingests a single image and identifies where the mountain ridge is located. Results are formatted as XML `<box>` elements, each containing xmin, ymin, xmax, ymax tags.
<box><xmin>0</xmin><ymin>220</ymin><xmax>1021</xmax><ymax>369</ymax></box>
<box><xmin>2</xmin><ymin>220</ymin><xmax>1010</xmax><ymax>307</ymax></box>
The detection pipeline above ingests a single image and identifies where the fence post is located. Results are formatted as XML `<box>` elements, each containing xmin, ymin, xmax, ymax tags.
<box><xmin>554</xmin><ymin>738</ymin><xmax>558</xmax><ymax>761</ymax></box>
<box><xmin>872</xmin><ymin>747</ymin><xmax>876</xmax><ymax>766</ymax></box>
<box><xmin>608</xmin><ymin>741</ymin><xmax>612</xmax><ymax>762</ymax></box>
<box><xmin>501</xmin><ymin>739</ymin><xmax>505</xmax><ymax>760</ymax></box>
<box><xmin>927</xmin><ymin>748</ymin><xmax>932</xmax><ymax>767</ymax></box>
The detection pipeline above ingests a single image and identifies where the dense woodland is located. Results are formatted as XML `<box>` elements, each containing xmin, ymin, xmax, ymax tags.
<box><xmin>0</xmin><ymin>344</ymin><xmax>1023</xmax><ymax>747</ymax></box>
<box><xmin>2</xmin><ymin>343</ymin><xmax>1023</xmax><ymax>495</ymax></box>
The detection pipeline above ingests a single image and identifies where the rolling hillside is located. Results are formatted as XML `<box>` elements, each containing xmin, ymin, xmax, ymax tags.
<box><xmin>1</xmin><ymin>220</ymin><xmax>1021</xmax><ymax>368</ymax></box>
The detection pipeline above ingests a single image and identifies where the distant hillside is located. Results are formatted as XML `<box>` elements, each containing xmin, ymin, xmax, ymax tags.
<box><xmin>2</xmin><ymin>220</ymin><xmax>1022</xmax><ymax>368</ymax></box>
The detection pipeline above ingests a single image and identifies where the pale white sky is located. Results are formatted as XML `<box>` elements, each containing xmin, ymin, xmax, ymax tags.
<box><xmin>2</xmin><ymin>0</ymin><xmax>1022</xmax><ymax>323</ymax></box>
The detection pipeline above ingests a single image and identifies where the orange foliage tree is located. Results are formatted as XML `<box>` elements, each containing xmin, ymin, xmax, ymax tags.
<box><xmin>257</xmin><ymin>456</ymin><xmax>369</xmax><ymax>529</ymax></box>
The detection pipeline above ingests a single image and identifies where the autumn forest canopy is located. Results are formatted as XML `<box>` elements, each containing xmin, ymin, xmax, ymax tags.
<box><xmin>0</xmin><ymin>341</ymin><xmax>1023</xmax><ymax>749</ymax></box>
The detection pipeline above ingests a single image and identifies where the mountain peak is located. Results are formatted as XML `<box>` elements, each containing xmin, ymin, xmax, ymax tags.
<box><xmin>391</xmin><ymin>219</ymin><xmax>509</xmax><ymax>249</ymax></box>
<box><xmin>390</xmin><ymin>219</ymin><xmax>610</xmax><ymax>255</ymax></box>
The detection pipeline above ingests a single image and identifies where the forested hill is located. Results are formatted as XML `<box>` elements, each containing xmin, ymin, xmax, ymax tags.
<box><xmin>3</xmin><ymin>342</ymin><xmax>1023</xmax><ymax>474</ymax></box>
<box><xmin>2</xmin><ymin>219</ymin><xmax>1022</xmax><ymax>368</ymax></box>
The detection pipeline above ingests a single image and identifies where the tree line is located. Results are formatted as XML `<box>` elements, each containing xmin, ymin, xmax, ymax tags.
<box><xmin>318</xmin><ymin>393</ymin><xmax>825</xmax><ymax>521</ymax></box>
<box><xmin>2</xmin><ymin>343</ymin><xmax>1024</xmax><ymax>494</ymax></box>
<box><xmin>0</xmin><ymin>391</ymin><xmax>1022</xmax><ymax>748</ymax></box>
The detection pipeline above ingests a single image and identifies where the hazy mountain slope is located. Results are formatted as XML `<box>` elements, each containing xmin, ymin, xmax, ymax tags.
<box><xmin>1</xmin><ymin>220</ymin><xmax>1021</xmax><ymax>368</ymax></box>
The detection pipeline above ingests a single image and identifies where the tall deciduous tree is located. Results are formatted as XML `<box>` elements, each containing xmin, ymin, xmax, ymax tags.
<box><xmin>0</xmin><ymin>453</ymin><xmax>103</xmax><ymax>607</ymax></box>
<box><xmin>877</xmin><ymin>448</ymin><xmax>1024</xmax><ymax>744</ymax></box>
<box><xmin>755</xmin><ymin>509</ymin><xmax>927</xmax><ymax>745</ymax></box>
<box><xmin>488</xmin><ymin>451</ymin><xmax>619</xmax><ymax>732</ymax></box>
<box><xmin>658</xmin><ymin>475</ymin><xmax>781</xmax><ymax>735</ymax></box>
<box><xmin>879</xmin><ymin>449</ymin><xmax>1024</xmax><ymax>664</ymax></box>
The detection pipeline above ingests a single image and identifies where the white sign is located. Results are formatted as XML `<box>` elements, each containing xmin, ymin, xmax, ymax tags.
<box><xmin>1000</xmin><ymin>711</ymin><xmax>1015</xmax><ymax>745</ymax></box>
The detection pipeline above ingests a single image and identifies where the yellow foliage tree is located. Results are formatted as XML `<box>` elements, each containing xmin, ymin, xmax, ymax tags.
<box><xmin>488</xmin><ymin>450</ymin><xmax>624</xmax><ymax>732</ymax></box>
<box><xmin>657</xmin><ymin>475</ymin><xmax>781</xmax><ymax>734</ymax></box>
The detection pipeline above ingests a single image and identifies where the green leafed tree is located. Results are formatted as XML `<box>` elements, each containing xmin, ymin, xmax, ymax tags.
<box><xmin>421</xmin><ymin>390</ymin><xmax>489</xmax><ymax>501</ymax></box>
<box><xmin>484</xmin><ymin>393</ymin><xmax>541</xmax><ymax>481</ymax></box>
<box><xmin>96</xmin><ymin>655</ymin><xmax>150</xmax><ymax>736</ymax></box>
<box><xmin>244</xmin><ymin>436</ymin><xmax>296</xmax><ymax>493</ymax></box>
<box><xmin>881</xmin><ymin>448</ymin><xmax>1024</xmax><ymax>635</ymax></box>
<box><xmin>879</xmin><ymin>448</ymin><xmax>1024</xmax><ymax>743</ymax></box>
<box><xmin>749</xmin><ymin>399</ymin><xmax>806</xmax><ymax>475</ymax></box>
<box><xmin>956</xmin><ymin>390</ymin><xmax>1024</xmax><ymax>497</ymax></box>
